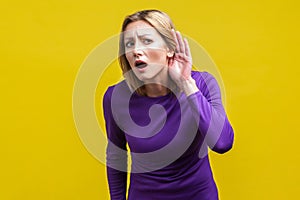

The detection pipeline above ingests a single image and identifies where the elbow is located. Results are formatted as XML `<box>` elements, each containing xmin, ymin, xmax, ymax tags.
<box><xmin>212</xmin><ymin>140</ymin><xmax>233</xmax><ymax>154</ymax></box>
<box><xmin>212</xmin><ymin>126</ymin><xmax>234</xmax><ymax>154</ymax></box>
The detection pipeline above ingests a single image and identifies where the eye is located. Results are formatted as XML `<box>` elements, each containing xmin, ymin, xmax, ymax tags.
<box><xmin>125</xmin><ymin>41</ymin><xmax>134</xmax><ymax>48</ymax></box>
<box><xmin>143</xmin><ymin>38</ymin><xmax>153</xmax><ymax>45</ymax></box>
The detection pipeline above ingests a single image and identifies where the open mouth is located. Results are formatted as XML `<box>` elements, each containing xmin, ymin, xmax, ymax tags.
<box><xmin>134</xmin><ymin>60</ymin><xmax>148</xmax><ymax>69</ymax></box>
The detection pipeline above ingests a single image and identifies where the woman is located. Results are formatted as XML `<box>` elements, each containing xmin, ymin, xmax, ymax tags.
<box><xmin>103</xmin><ymin>9</ymin><xmax>234</xmax><ymax>200</ymax></box>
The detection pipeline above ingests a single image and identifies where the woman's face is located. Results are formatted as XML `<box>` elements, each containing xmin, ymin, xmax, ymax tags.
<box><xmin>124</xmin><ymin>20</ymin><xmax>170</xmax><ymax>82</ymax></box>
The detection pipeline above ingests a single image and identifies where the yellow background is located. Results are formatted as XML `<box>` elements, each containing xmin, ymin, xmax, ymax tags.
<box><xmin>1</xmin><ymin>0</ymin><xmax>299</xmax><ymax>199</ymax></box>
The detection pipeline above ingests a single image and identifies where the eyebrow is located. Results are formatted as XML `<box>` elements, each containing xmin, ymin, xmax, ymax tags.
<box><xmin>124</xmin><ymin>34</ymin><xmax>151</xmax><ymax>40</ymax></box>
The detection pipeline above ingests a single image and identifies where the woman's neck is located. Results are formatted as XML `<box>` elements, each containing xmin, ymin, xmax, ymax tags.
<box><xmin>144</xmin><ymin>83</ymin><xmax>169</xmax><ymax>97</ymax></box>
<box><xmin>142</xmin><ymin>67</ymin><xmax>176</xmax><ymax>97</ymax></box>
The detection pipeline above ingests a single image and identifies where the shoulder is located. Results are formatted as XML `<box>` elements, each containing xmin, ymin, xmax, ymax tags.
<box><xmin>103</xmin><ymin>80</ymin><xmax>129</xmax><ymax>105</ymax></box>
<box><xmin>104</xmin><ymin>80</ymin><xmax>129</xmax><ymax>98</ymax></box>
<box><xmin>191</xmin><ymin>71</ymin><xmax>216</xmax><ymax>82</ymax></box>
<box><xmin>191</xmin><ymin>71</ymin><xmax>218</xmax><ymax>88</ymax></box>
<box><xmin>191</xmin><ymin>71</ymin><xmax>221</xmax><ymax>99</ymax></box>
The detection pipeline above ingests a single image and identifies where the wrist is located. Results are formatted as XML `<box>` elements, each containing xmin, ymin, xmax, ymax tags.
<box><xmin>181</xmin><ymin>77</ymin><xmax>199</xmax><ymax>96</ymax></box>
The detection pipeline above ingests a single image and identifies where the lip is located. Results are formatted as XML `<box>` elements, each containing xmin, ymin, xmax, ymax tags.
<box><xmin>134</xmin><ymin>60</ymin><xmax>148</xmax><ymax>69</ymax></box>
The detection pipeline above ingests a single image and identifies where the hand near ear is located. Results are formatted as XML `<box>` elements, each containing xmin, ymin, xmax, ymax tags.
<box><xmin>168</xmin><ymin>30</ymin><xmax>198</xmax><ymax>96</ymax></box>
<box><xmin>168</xmin><ymin>30</ymin><xmax>193</xmax><ymax>82</ymax></box>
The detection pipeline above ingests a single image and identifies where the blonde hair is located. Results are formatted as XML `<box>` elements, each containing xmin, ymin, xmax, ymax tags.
<box><xmin>119</xmin><ymin>9</ymin><xmax>177</xmax><ymax>96</ymax></box>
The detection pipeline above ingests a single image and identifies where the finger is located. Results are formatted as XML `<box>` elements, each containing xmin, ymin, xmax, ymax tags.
<box><xmin>184</xmin><ymin>38</ymin><xmax>191</xmax><ymax>59</ymax></box>
<box><xmin>176</xmin><ymin>31</ymin><xmax>185</xmax><ymax>54</ymax></box>
<box><xmin>171</xmin><ymin>29</ymin><xmax>179</xmax><ymax>53</ymax></box>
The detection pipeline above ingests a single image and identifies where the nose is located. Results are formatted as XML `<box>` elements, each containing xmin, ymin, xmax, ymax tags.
<box><xmin>132</xmin><ymin>41</ymin><xmax>143</xmax><ymax>57</ymax></box>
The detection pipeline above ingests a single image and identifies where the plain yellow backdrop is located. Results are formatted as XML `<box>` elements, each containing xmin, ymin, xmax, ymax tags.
<box><xmin>1</xmin><ymin>0</ymin><xmax>299</xmax><ymax>199</ymax></box>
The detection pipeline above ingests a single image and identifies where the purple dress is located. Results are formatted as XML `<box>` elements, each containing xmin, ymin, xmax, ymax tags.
<box><xmin>103</xmin><ymin>71</ymin><xmax>234</xmax><ymax>200</ymax></box>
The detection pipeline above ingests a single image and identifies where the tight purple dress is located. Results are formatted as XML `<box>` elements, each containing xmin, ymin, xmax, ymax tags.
<box><xmin>103</xmin><ymin>71</ymin><xmax>234</xmax><ymax>200</ymax></box>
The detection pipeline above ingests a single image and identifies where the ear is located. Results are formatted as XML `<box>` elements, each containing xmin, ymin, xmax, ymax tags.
<box><xmin>167</xmin><ymin>52</ymin><xmax>174</xmax><ymax>58</ymax></box>
<box><xmin>166</xmin><ymin>47</ymin><xmax>174</xmax><ymax>58</ymax></box>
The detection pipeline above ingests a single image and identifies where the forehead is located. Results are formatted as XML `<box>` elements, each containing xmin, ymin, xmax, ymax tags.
<box><xmin>124</xmin><ymin>20</ymin><xmax>158</xmax><ymax>37</ymax></box>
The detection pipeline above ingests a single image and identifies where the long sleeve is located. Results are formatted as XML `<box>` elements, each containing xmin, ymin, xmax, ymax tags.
<box><xmin>103</xmin><ymin>87</ymin><xmax>128</xmax><ymax>200</ymax></box>
<box><xmin>187</xmin><ymin>72</ymin><xmax>234</xmax><ymax>154</ymax></box>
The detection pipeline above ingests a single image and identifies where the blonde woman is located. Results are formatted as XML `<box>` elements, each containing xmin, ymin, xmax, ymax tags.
<box><xmin>103</xmin><ymin>9</ymin><xmax>234</xmax><ymax>200</ymax></box>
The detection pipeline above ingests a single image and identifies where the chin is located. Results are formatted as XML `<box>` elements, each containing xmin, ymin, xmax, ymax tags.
<box><xmin>134</xmin><ymin>73</ymin><xmax>154</xmax><ymax>82</ymax></box>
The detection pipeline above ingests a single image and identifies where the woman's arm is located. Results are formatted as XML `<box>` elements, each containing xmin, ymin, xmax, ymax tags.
<box><xmin>103</xmin><ymin>87</ymin><xmax>128</xmax><ymax>200</ymax></box>
<box><xmin>185</xmin><ymin>71</ymin><xmax>234</xmax><ymax>154</ymax></box>
<box><xmin>168</xmin><ymin>30</ymin><xmax>234</xmax><ymax>154</ymax></box>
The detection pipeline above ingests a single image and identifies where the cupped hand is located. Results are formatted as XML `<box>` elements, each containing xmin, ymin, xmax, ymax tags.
<box><xmin>168</xmin><ymin>30</ymin><xmax>193</xmax><ymax>86</ymax></box>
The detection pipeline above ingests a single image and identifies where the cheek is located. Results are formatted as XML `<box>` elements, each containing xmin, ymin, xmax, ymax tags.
<box><xmin>147</xmin><ymin>49</ymin><xmax>167</xmax><ymax>64</ymax></box>
<box><xmin>125</xmin><ymin>53</ymin><xmax>134</xmax><ymax>67</ymax></box>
